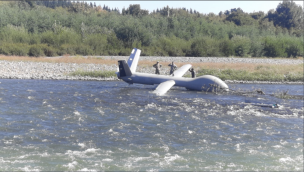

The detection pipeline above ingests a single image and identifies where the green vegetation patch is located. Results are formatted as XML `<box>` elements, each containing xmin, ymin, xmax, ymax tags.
<box><xmin>196</xmin><ymin>68</ymin><xmax>303</xmax><ymax>82</ymax></box>
<box><xmin>0</xmin><ymin>1</ymin><xmax>302</xmax><ymax>58</ymax></box>
<box><xmin>69</xmin><ymin>70</ymin><xmax>117</xmax><ymax>78</ymax></box>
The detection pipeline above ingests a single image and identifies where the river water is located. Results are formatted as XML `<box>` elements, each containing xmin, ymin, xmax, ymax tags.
<box><xmin>0</xmin><ymin>79</ymin><xmax>303</xmax><ymax>171</ymax></box>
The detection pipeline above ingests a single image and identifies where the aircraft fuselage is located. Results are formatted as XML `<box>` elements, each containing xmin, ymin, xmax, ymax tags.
<box><xmin>116</xmin><ymin>48</ymin><xmax>229</xmax><ymax>94</ymax></box>
<box><xmin>120</xmin><ymin>72</ymin><xmax>228</xmax><ymax>92</ymax></box>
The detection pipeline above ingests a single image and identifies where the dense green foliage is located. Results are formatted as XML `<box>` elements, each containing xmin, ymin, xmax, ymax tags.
<box><xmin>0</xmin><ymin>0</ymin><xmax>302</xmax><ymax>57</ymax></box>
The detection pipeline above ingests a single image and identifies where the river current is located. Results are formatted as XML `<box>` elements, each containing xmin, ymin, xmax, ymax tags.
<box><xmin>0</xmin><ymin>79</ymin><xmax>303</xmax><ymax>171</ymax></box>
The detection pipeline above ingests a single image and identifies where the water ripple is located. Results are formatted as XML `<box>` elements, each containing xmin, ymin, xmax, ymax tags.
<box><xmin>0</xmin><ymin>79</ymin><xmax>302</xmax><ymax>171</ymax></box>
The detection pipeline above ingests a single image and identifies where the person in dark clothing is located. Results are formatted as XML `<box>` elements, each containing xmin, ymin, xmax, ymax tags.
<box><xmin>168</xmin><ymin>61</ymin><xmax>177</xmax><ymax>75</ymax></box>
<box><xmin>189</xmin><ymin>67</ymin><xmax>196</xmax><ymax>78</ymax></box>
<box><xmin>153</xmin><ymin>61</ymin><xmax>162</xmax><ymax>74</ymax></box>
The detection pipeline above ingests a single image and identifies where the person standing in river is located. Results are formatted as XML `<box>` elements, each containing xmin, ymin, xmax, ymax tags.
<box><xmin>153</xmin><ymin>61</ymin><xmax>162</xmax><ymax>75</ymax></box>
<box><xmin>168</xmin><ymin>61</ymin><xmax>177</xmax><ymax>75</ymax></box>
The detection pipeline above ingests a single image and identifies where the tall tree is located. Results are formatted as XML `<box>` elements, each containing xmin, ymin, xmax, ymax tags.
<box><xmin>225</xmin><ymin>8</ymin><xmax>257</xmax><ymax>26</ymax></box>
<box><xmin>122</xmin><ymin>4</ymin><xmax>148</xmax><ymax>17</ymax></box>
<box><xmin>268</xmin><ymin>0</ymin><xmax>303</xmax><ymax>30</ymax></box>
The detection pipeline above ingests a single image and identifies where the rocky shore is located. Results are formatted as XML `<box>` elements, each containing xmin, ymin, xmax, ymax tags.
<box><xmin>0</xmin><ymin>60</ymin><xmax>119</xmax><ymax>81</ymax></box>
<box><xmin>0</xmin><ymin>56</ymin><xmax>303</xmax><ymax>84</ymax></box>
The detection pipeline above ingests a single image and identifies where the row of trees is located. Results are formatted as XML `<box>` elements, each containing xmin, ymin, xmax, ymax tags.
<box><xmin>0</xmin><ymin>0</ymin><xmax>302</xmax><ymax>58</ymax></box>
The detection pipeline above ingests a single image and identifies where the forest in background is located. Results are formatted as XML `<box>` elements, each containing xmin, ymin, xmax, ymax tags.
<box><xmin>0</xmin><ymin>0</ymin><xmax>302</xmax><ymax>58</ymax></box>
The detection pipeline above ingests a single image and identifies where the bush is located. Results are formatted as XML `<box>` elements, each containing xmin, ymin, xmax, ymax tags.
<box><xmin>29</xmin><ymin>44</ymin><xmax>45</xmax><ymax>57</ymax></box>
<box><xmin>157</xmin><ymin>36</ymin><xmax>189</xmax><ymax>56</ymax></box>
<box><xmin>231</xmin><ymin>35</ymin><xmax>251</xmax><ymax>57</ymax></box>
<box><xmin>40</xmin><ymin>31</ymin><xmax>56</xmax><ymax>46</ymax></box>
<box><xmin>58</xmin><ymin>44</ymin><xmax>76</xmax><ymax>56</ymax></box>
<box><xmin>220</xmin><ymin>39</ymin><xmax>234</xmax><ymax>57</ymax></box>
<box><xmin>262</xmin><ymin>36</ymin><xmax>287</xmax><ymax>57</ymax></box>
<box><xmin>0</xmin><ymin>25</ymin><xmax>30</xmax><ymax>44</ymax></box>
<box><xmin>249</xmin><ymin>38</ymin><xmax>264</xmax><ymax>57</ymax></box>
<box><xmin>190</xmin><ymin>36</ymin><xmax>220</xmax><ymax>57</ymax></box>
<box><xmin>75</xmin><ymin>44</ymin><xmax>94</xmax><ymax>55</ymax></box>
<box><xmin>0</xmin><ymin>45</ymin><xmax>10</xmax><ymax>55</ymax></box>
<box><xmin>43</xmin><ymin>46</ymin><xmax>57</xmax><ymax>56</ymax></box>
<box><xmin>115</xmin><ymin>23</ymin><xmax>153</xmax><ymax>48</ymax></box>
<box><xmin>0</xmin><ymin>43</ymin><xmax>29</xmax><ymax>56</ymax></box>
<box><xmin>58</xmin><ymin>28</ymin><xmax>81</xmax><ymax>45</ymax></box>
<box><xmin>41</xmin><ymin>28</ymin><xmax>81</xmax><ymax>48</ymax></box>
<box><xmin>29</xmin><ymin>33</ymin><xmax>41</xmax><ymax>44</ymax></box>
<box><xmin>284</xmin><ymin>37</ymin><xmax>302</xmax><ymax>58</ymax></box>
<box><xmin>106</xmin><ymin>33</ymin><xmax>124</xmax><ymax>50</ymax></box>
<box><xmin>9</xmin><ymin>44</ymin><xmax>29</xmax><ymax>56</ymax></box>
<box><xmin>84</xmin><ymin>34</ymin><xmax>107</xmax><ymax>55</ymax></box>
<box><xmin>28</xmin><ymin>44</ymin><xmax>58</xmax><ymax>57</ymax></box>
<box><xmin>285</xmin><ymin>44</ymin><xmax>300</xmax><ymax>58</ymax></box>
<box><xmin>118</xmin><ymin>48</ymin><xmax>132</xmax><ymax>56</ymax></box>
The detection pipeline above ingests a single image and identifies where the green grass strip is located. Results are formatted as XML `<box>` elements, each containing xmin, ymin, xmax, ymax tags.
<box><xmin>68</xmin><ymin>68</ymin><xmax>303</xmax><ymax>82</ymax></box>
<box><xmin>196</xmin><ymin>68</ymin><xmax>303</xmax><ymax>82</ymax></box>
<box><xmin>69</xmin><ymin>70</ymin><xmax>117</xmax><ymax>78</ymax></box>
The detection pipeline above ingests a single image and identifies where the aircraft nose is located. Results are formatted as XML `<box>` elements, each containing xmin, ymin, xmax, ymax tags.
<box><xmin>216</xmin><ymin>80</ymin><xmax>229</xmax><ymax>92</ymax></box>
<box><xmin>199</xmin><ymin>76</ymin><xmax>229</xmax><ymax>92</ymax></box>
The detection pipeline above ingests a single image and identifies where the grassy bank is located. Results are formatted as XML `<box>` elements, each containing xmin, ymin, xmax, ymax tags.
<box><xmin>139</xmin><ymin>61</ymin><xmax>303</xmax><ymax>82</ymax></box>
<box><xmin>68</xmin><ymin>63</ymin><xmax>303</xmax><ymax>82</ymax></box>
<box><xmin>195</xmin><ymin>63</ymin><xmax>303</xmax><ymax>82</ymax></box>
<box><xmin>69</xmin><ymin>70</ymin><xmax>117</xmax><ymax>78</ymax></box>
<box><xmin>0</xmin><ymin>55</ymin><xmax>303</xmax><ymax>82</ymax></box>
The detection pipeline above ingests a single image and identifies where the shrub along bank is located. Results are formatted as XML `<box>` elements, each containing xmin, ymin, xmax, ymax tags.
<box><xmin>0</xmin><ymin>1</ymin><xmax>302</xmax><ymax>58</ymax></box>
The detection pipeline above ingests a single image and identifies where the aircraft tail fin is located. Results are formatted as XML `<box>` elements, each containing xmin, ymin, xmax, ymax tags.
<box><xmin>127</xmin><ymin>48</ymin><xmax>141</xmax><ymax>73</ymax></box>
<box><xmin>118</xmin><ymin>60</ymin><xmax>132</xmax><ymax>77</ymax></box>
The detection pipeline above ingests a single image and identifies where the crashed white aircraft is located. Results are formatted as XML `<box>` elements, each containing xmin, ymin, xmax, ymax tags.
<box><xmin>116</xmin><ymin>48</ymin><xmax>229</xmax><ymax>95</ymax></box>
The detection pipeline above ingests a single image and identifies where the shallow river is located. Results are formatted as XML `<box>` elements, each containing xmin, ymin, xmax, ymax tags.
<box><xmin>0</xmin><ymin>79</ymin><xmax>303</xmax><ymax>171</ymax></box>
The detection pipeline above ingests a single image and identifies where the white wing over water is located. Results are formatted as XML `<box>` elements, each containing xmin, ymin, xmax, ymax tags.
<box><xmin>153</xmin><ymin>80</ymin><xmax>175</xmax><ymax>96</ymax></box>
<box><xmin>172</xmin><ymin>64</ymin><xmax>192</xmax><ymax>77</ymax></box>
<box><xmin>127</xmin><ymin>48</ymin><xmax>141</xmax><ymax>73</ymax></box>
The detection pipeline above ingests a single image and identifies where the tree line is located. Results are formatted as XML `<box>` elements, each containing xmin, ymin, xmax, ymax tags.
<box><xmin>0</xmin><ymin>0</ymin><xmax>302</xmax><ymax>58</ymax></box>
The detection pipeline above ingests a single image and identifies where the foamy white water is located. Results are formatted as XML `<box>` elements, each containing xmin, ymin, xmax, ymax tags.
<box><xmin>0</xmin><ymin>79</ymin><xmax>303</xmax><ymax>171</ymax></box>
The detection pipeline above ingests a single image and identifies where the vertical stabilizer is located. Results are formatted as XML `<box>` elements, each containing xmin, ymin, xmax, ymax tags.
<box><xmin>118</xmin><ymin>60</ymin><xmax>132</xmax><ymax>77</ymax></box>
<box><xmin>127</xmin><ymin>48</ymin><xmax>141</xmax><ymax>73</ymax></box>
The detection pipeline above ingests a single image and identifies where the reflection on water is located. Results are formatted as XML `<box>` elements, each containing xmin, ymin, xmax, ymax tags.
<box><xmin>0</xmin><ymin>79</ymin><xmax>303</xmax><ymax>171</ymax></box>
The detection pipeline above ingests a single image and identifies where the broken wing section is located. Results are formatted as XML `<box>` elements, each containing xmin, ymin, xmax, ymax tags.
<box><xmin>153</xmin><ymin>80</ymin><xmax>175</xmax><ymax>96</ymax></box>
<box><xmin>127</xmin><ymin>48</ymin><xmax>141</xmax><ymax>73</ymax></box>
<box><xmin>172</xmin><ymin>64</ymin><xmax>192</xmax><ymax>77</ymax></box>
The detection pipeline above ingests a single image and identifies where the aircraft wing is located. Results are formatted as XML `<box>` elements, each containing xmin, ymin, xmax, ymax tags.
<box><xmin>153</xmin><ymin>80</ymin><xmax>175</xmax><ymax>96</ymax></box>
<box><xmin>172</xmin><ymin>64</ymin><xmax>192</xmax><ymax>77</ymax></box>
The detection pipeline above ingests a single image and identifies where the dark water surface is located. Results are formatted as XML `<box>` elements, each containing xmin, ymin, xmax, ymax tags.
<box><xmin>0</xmin><ymin>79</ymin><xmax>303</xmax><ymax>171</ymax></box>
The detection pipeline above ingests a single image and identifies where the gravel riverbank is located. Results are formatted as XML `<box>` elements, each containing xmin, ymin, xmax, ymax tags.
<box><xmin>0</xmin><ymin>56</ymin><xmax>303</xmax><ymax>84</ymax></box>
<box><xmin>101</xmin><ymin>55</ymin><xmax>303</xmax><ymax>65</ymax></box>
